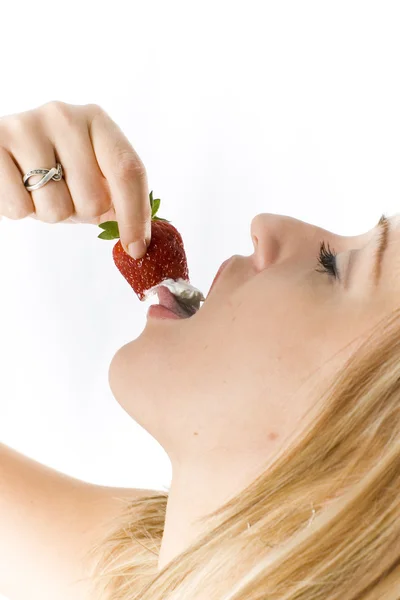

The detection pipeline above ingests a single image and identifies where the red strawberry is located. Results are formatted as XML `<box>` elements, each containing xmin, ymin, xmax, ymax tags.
<box><xmin>98</xmin><ymin>191</ymin><xmax>191</xmax><ymax>301</ymax></box>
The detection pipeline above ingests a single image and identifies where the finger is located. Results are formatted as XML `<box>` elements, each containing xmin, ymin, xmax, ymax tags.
<box><xmin>47</xmin><ymin>205</ymin><xmax>117</xmax><ymax>226</ymax></box>
<box><xmin>40</xmin><ymin>103</ymin><xmax>113</xmax><ymax>223</ymax></box>
<box><xmin>68</xmin><ymin>205</ymin><xmax>117</xmax><ymax>225</ymax></box>
<box><xmin>87</xmin><ymin>107</ymin><xmax>152</xmax><ymax>259</ymax></box>
<box><xmin>0</xmin><ymin>146</ymin><xmax>35</xmax><ymax>220</ymax></box>
<box><xmin>4</xmin><ymin>114</ymin><xmax>74</xmax><ymax>223</ymax></box>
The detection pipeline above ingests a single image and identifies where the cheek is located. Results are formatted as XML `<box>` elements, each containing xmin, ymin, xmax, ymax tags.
<box><xmin>193</xmin><ymin>282</ymin><xmax>322</xmax><ymax>399</ymax></box>
<box><xmin>185</xmin><ymin>294</ymin><xmax>292</xmax><ymax>402</ymax></box>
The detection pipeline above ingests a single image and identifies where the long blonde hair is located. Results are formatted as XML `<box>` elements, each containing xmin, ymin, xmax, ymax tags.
<box><xmin>84</xmin><ymin>307</ymin><xmax>400</xmax><ymax>599</ymax></box>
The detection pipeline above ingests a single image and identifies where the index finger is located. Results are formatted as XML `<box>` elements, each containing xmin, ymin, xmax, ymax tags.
<box><xmin>87</xmin><ymin>105</ymin><xmax>152</xmax><ymax>259</ymax></box>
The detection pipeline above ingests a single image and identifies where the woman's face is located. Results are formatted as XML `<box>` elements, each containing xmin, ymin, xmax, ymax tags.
<box><xmin>108</xmin><ymin>212</ymin><xmax>400</xmax><ymax>468</ymax></box>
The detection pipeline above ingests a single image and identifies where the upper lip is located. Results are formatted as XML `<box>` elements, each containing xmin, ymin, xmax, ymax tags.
<box><xmin>207</xmin><ymin>256</ymin><xmax>234</xmax><ymax>297</ymax></box>
<box><xmin>155</xmin><ymin>255</ymin><xmax>235</xmax><ymax>317</ymax></box>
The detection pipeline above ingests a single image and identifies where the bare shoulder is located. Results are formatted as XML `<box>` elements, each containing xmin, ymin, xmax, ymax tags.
<box><xmin>0</xmin><ymin>442</ymin><xmax>162</xmax><ymax>600</ymax></box>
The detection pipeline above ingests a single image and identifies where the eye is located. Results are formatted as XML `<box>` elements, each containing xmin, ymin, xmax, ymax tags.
<box><xmin>315</xmin><ymin>240</ymin><xmax>339</xmax><ymax>280</ymax></box>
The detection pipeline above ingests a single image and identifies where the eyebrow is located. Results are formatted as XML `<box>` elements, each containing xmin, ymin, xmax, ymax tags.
<box><xmin>371</xmin><ymin>213</ymin><xmax>391</xmax><ymax>286</ymax></box>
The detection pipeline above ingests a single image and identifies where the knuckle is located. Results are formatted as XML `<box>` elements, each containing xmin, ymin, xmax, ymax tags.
<box><xmin>0</xmin><ymin>121</ymin><xmax>6</xmax><ymax>145</ymax></box>
<box><xmin>39</xmin><ymin>100</ymin><xmax>76</xmax><ymax>126</ymax></box>
<box><xmin>135</xmin><ymin>214</ymin><xmax>151</xmax><ymax>230</ymax></box>
<box><xmin>1</xmin><ymin>111</ymin><xmax>35</xmax><ymax>137</ymax></box>
<box><xmin>115</xmin><ymin>151</ymin><xmax>147</xmax><ymax>182</ymax></box>
<box><xmin>58</xmin><ymin>209</ymin><xmax>75</xmax><ymax>223</ymax></box>
<box><xmin>80</xmin><ymin>194</ymin><xmax>111</xmax><ymax>219</ymax></box>
<box><xmin>15</xmin><ymin>204</ymin><xmax>33</xmax><ymax>219</ymax></box>
<box><xmin>41</xmin><ymin>100</ymin><xmax>68</xmax><ymax>113</ymax></box>
<box><xmin>84</xmin><ymin>104</ymin><xmax>108</xmax><ymax>129</ymax></box>
<box><xmin>3</xmin><ymin>200</ymin><xmax>32</xmax><ymax>220</ymax></box>
<box><xmin>38</xmin><ymin>208</ymin><xmax>70</xmax><ymax>224</ymax></box>
<box><xmin>0</xmin><ymin>147</ymin><xmax>33</xmax><ymax>220</ymax></box>
<box><xmin>85</xmin><ymin>103</ymin><xmax>106</xmax><ymax>117</ymax></box>
<box><xmin>82</xmin><ymin>181</ymin><xmax>112</xmax><ymax>217</ymax></box>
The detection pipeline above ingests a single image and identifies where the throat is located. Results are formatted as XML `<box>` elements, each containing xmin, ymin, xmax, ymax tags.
<box><xmin>157</xmin><ymin>456</ymin><xmax>262</xmax><ymax>572</ymax></box>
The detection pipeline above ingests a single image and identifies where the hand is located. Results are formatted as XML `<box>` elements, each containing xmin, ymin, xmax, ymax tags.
<box><xmin>0</xmin><ymin>101</ymin><xmax>152</xmax><ymax>259</ymax></box>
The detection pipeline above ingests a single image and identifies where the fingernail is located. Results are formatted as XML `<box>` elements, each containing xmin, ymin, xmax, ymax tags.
<box><xmin>128</xmin><ymin>239</ymin><xmax>147</xmax><ymax>260</ymax></box>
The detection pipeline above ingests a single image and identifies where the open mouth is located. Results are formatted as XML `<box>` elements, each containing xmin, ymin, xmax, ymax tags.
<box><xmin>156</xmin><ymin>286</ymin><xmax>200</xmax><ymax>319</ymax></box>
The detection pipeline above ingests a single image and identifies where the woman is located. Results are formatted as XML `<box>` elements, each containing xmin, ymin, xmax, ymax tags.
<box><xmin>0</xmin><ymin>101</ymin><xmax>399</xmax><ymax>600</ymax></box>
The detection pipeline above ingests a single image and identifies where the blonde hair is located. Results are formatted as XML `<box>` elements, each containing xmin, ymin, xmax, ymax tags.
<box><xmin>83</xmin><ymin>307</ymin><xmax>400</xmax><ymax>599</ymax></box>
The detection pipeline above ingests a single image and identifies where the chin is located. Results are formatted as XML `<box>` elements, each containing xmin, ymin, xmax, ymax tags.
<box><xmin>106</xmin><ymin>324</ymin><xmax>179</xmax><ymax>418</ymax></box>
<box><xmin>105</xmin><ymin>293</ymin><xmax>222</xmax><ymax>426</ymax></box>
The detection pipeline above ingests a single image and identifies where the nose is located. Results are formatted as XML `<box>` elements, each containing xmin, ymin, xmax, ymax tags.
<box><xmin>250</xmin><ymin>213</ymin><xmax>290</xmax><ymax>272</ymax></box>
<box><xmin>250</xmin><ymin>212</ymin><xmax>330</xmax><ymax>272</ymax></box>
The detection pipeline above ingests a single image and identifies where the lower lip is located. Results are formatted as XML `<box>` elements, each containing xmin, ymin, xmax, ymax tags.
<box><xmin>147</xmin><ymin>305</ymin><xmax>182</xmax><ymax>320</ymax></box>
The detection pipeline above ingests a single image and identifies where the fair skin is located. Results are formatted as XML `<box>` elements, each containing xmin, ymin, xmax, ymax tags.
<box><xmin>2</xmin><ymin>103</ymin><xmax>400</xmax><ymax>591</ymax></box>
<box><xmin>108</xmin><ymin>211</ymin><xmax>400</xmax><ymax>571</ymax></box>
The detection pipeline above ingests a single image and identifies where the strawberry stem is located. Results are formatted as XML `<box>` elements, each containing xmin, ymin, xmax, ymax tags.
<box><xmin>98</xmin><ymin>190</ymin><xmax>170</xmax><ymax>240</ymax></box>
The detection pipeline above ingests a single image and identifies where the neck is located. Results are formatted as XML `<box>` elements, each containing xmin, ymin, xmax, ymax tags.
<box><xmin>157</xmin><ymin>450</ymin><xmax>268</xmax><ymax>571</ymax></box>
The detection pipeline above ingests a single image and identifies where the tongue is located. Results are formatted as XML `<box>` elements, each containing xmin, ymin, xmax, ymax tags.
<box><xmin>156</xmin><ymin>286</ymin><xmax>196</xmax><ymax>318</ymax></box>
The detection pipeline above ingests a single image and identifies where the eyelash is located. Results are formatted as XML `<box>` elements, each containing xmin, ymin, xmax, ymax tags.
<box><xmin>314</xmin><ymin>213</ymin><xmax>388</xmax><ymax>281</ymax></box>
<box><xmin>315</xmin><ymin>241</ymin><xmax>339</xmax><ymax>279</ymax></box>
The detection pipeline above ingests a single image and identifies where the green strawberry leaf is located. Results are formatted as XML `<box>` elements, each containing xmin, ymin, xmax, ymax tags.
<box><xmin>97</xmin><ymin>231</ymin><xmax>112</xmax><ymax>239</ymax></box>
<box><xmin>98</xmin><ymin>221</ymin><xmax>113</xmax><ymax>230</ymax></box>
<box><xmin>97</xmin><ymin>220</ymin><xmax>120</xmax><ymax>239</ymax></box>
<box><xmin>151</xmin><ymin>198</ymin><xmax>160</xmax><ymax>218</ymax></box>
<box><xmin>97</xmin><ymin>191</ymin><xmax>170</xmax><ymax>239</ymax></box>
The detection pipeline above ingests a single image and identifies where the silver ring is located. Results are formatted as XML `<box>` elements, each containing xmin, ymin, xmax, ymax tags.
<box><xmin>23</xmin><ymin>162</ymin><xmax>63</xmax><ymax>192</ymax></box>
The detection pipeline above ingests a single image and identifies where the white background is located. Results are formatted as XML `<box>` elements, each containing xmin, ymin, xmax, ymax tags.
<box><xmin>0</xmin><ymin>2</ymin><xmax>399</xmax><ymax>598</ymax></box>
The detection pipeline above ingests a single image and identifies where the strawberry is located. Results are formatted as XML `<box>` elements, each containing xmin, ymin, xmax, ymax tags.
<box><xmin>97</xmin><ymin>191</ymin><xmax>191</xmax><ymax>301</ymax></box>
